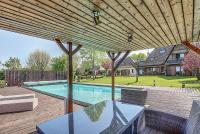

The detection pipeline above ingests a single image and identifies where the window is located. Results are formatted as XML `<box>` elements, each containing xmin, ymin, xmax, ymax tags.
<box><xmin>132</xmin><ymin>69</ymin><xmax>134</xmax><ymax>73</ymax></box>
<box><xmin>176</xmin><ymin>54</ymin><xmax>180</xmax><ymax>60</ymax></box>
<box><xmin>180</xmin><ymin>53</ymin><xmax>184</xmax><ymax>59</ymax></box>
<box><xmin>139</xmin><ymin>69</ymin><xmax>143</xmax><ymax>75</ymax></box>
<box><xmin>176</xmin><ymin>53</ymin><xmax>184</xmax><ymax>60</ymax></box>
<box><xmin>176</xmin><ymin>66</ymin><xmax>181</xmax><ymax>72</ymax></box>
<box><xmin>160</xmin><ymin>48</ymin><xmax>165</xmax><ymax>53</ymax></box>
<box><xmin>150</xmin><ymin>57</ymin><xmax>154</xmax><ymax>61</ymax></box>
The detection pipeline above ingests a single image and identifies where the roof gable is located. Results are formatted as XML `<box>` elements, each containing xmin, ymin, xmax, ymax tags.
<box><xmin>146</xmin><ymin>46</ymin><xmax>175</xmax><ymax>66</ymax></box>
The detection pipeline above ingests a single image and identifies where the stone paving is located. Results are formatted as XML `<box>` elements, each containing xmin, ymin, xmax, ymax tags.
<box><xmin>144</xmin><ymin>87</ymin><xmax>200</xmax><ymax>118</ymax></box>
<box><xmin>0</xmin><ymin>86</ymin><xmax>199</xmax><ymax>133</ymax></box>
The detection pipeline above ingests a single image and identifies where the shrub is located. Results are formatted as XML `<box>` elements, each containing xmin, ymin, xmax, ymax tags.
<box><xmin>0</xmin><ymin>70</ymin><xmax>4</xmax><ymax>80</ymax></box>
<box><xmin>0</xmin><ymin>80</ymin><xmax>5</xmax><ymax>88</ymax></box>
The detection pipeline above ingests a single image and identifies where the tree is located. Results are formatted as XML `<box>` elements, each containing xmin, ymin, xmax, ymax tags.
<box><xmin>130</xmin><ymin>53</ymin><xmax>146</xmax><ymax>82</ymax></box>
<box><xmin>101</xmin><ymin>60</ymin><xmax>111</xmax><ymax>76</ymax></box>
<box><xmin>130</xmin><ymin>53</ymin><xmax>147</xmax><ymax>62</ymax></box>
<box><xmin>0</xmin><ymin>61</ymin><xmax>2</xmax><ymax>69</ymax></box>
<box><xmin>27</xmin><ymin>50</ymin><xmax>50</xmax><ymax>71</ymax></box>
<box><xmin>4</xmin><ymin>57</ymin><xmax>21</xmax><ymax>70</ymax></box>
<box><xmin>182</xmin><ymin>50</ymin><xmax>200</xmax><ymax>80</ymax></box>
<box><xmin>51</xmin><ymin>55</ymin><xmax>67</xmax><ymax>71</ymax></box>
<box><xmin>51</xmin><ymin>54</ymin><xmax>80</xmax><ymax>72</ymax></box>
<box><xmin>80</xmin><ymin>47</ymin><xmax>107</xmax><ymax>79</ymax></box>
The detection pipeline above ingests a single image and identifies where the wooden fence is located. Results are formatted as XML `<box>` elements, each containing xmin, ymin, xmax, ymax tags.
<box><xmin>5</xmin><ymin>70</ymin><xmax>67</xmax><ymax>86</ymax></box>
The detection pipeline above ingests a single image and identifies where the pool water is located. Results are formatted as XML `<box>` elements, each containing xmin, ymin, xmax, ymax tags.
<box><xmin>30</xmin><ymin>83</ymin><xmax>121</xmax><ymax>104</ymax></box>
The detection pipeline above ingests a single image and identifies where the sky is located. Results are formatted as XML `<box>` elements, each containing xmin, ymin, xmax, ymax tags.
<box><xmin>0</xmin><ymin>29</ymin><xmax>153</xmax><ymax>66</ymax></box>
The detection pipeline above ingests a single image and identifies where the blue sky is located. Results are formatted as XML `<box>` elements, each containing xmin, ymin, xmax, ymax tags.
<box><xmin>0</xmin><ymin>30</ymin><xmax>64</xmax><ymax>66</ymax></box>
<box><xmin>0</xmin><ymin>29</ymin><xmax>153</xmax><ymax>66</ymax></box>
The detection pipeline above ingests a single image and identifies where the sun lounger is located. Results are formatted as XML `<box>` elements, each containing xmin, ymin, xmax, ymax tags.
<box><xmin>0</xmin><ymin>94</ymin><xmax>38</xmax><ymax>114</ymax></box>
<box><xmin>0</xmin><ymin>94</ymin><xmax>35</xmax><ymax>101</ymax></box>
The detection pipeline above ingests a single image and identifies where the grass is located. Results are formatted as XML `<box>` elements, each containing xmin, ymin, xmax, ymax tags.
<box><xmin>80</xmin><ymin>76</ymin><xmax>200</xmax><ymax>89</ymax></box>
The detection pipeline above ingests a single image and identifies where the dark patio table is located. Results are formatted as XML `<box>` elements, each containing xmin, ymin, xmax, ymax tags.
<box><xmin>37</xmin><ymin>101</ymin><xmax>144</xmax><ymax>134</ymax></box>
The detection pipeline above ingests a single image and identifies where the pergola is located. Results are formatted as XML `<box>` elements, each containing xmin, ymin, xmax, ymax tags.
<box><xmin>0</xmin><ymin>0</ymin><xmax>200</xmax><ymax>114</ymax></box>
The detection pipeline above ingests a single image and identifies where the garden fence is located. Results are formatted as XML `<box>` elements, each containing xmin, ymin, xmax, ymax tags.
<box><xmin>5</xmin><ymin>70</ymin><xmax>67</xmax><ymax>86</ymax></box>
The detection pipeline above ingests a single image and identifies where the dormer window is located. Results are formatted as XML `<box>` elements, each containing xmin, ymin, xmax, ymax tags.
<box><xmin>160</xmin><ymin>48</ymin><xmax>165</xmax><ymax>53</ymax></box>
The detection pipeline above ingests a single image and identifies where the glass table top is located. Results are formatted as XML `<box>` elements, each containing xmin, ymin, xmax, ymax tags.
<box><xmin>37</xmin><ymin>101</ymin><xmax>144</xmax><ymax>134</ymax></box>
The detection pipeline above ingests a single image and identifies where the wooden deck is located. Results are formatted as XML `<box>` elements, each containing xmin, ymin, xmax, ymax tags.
<box><xmin>0</xmin><ymin>87</ymin><xmax>83</xmax><ymax>134</ymax></box>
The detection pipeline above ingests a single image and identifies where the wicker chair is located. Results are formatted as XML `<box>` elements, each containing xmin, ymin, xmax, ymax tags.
<box><xmin>139</xmin><ymin>100</ymin><xmax>200</xmax><ymax>134</ymax></box>
<box><xmin>120</xmin><ymin>88</ymin><xmax>200</xmax><ymax>134</ymax></box>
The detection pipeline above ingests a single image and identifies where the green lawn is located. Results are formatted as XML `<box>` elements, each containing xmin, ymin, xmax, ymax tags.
<box><xmin>80</xmin><ymin>76</ymin><xmax>200</xmax><ymax>89</ymax></box>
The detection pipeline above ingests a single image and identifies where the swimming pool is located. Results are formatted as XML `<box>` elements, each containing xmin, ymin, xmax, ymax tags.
<box><xmin>27</xmin><ymin>83</ymin><xmax>121</xmax><ymax>105</ymax></box>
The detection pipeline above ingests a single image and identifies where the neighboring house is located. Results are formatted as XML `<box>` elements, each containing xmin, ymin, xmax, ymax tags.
<box><xmin>165</xmin><ymin>45</ymin><xmax>189</xmax><ymax>75</ymax></box>
<box><xmin>116</xmin><ymin>57</ymin><xmax>136</xmax><ymax>76</ymax></box>
<box><xmin>89</xmin><ymin>66</ymin><xmax>100</xmax><ymax>75</ymax></box>
<box><xmin>144</xmin><ymin>45</ymin><xmax>174</xmax><ymax>75</ymax></box>
<box><xmin>140</xmin><ymin>44</ymin><xmax>189</xmax><ymax>76</ymax></box>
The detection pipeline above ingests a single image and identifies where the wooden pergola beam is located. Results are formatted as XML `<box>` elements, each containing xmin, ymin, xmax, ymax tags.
<box><xmin>55</xmin><ymin>38</ymin><xmax>69</xmax><ymax>55</ymax></box>
<box><xmin>55</xmin><ymin>38</ymin><xmax>82</xmax><ymax>114</ymax></box>
<box><xmin>114</xmin><ymin>51</ymin><xmax>131</xmax><ymax>72</ymax></box>
<box><xmin>182</xmin><ymin>41</ymin><xmax>200</xmax><ymax>55</ymax></box>
<box><xmin>107</xmin><ymin>51</ymin><xmax>131</xmax><ymax>100</ymax></box>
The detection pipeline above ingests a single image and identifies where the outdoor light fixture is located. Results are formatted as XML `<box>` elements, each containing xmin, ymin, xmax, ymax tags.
<box><xmin>128</xmin><ymin>33</ymin><xmax>133</xmax><ymax>42</ymax></box>
<box><xmin>92</xmin><ymin>10</ymin><xmax>100</xmax><ymax>25</ymax></box>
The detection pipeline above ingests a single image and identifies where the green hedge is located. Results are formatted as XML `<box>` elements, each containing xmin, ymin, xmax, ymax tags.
<box><xmin>0</xmin><ymin>80</ymin><xmax>5</xmax><ymax>88</ymax></box>
<box><xmin>0</xmin><ymin>71</ymin><xmax>4</xmax><ymax>80</ymax></box>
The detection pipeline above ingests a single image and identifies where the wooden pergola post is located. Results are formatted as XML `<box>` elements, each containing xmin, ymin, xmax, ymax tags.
<box><xmin>182</xmin><ymin>41</ymin><xmax>200</xmax><ymax>55</ymax></box>
<box><xmin>67</xmin><ymin>42</ymin><xmax>73</xmax><ymax>113</ymax></box>
<box><xmin>55</xmin><ymin>38</ymin><xmax>82</xmax><ymax>114</ymax></box>
<box><xmin>107</xmin><ymin>51</ymin><xmax>130</xmax><ymax>100</ymax></box>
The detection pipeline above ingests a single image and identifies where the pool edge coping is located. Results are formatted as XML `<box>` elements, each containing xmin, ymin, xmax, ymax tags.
<box><xmin>23</xmin><ymin>82</ymin><xmax>145</xmax><ymax>107</ymax></box>
<box><xmin>23</xmin><ymin>86</ymin><xmax>91</xmax><ymax>107</ymax></box>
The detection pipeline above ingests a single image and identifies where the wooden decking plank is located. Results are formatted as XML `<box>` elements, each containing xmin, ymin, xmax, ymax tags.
<box><xmin>0</xmin><ymin>87</ymin><xmax>82</xmax><ymax>134</ymax></box>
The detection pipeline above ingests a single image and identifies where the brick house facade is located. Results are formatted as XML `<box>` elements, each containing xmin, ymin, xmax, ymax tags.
<box><xmin>141</xmin><ymin>44</ymin><xmax>191</xmax><ymax>76</ymax></box>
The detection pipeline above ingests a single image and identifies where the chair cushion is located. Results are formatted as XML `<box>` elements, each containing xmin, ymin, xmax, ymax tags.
<box><xmin>0</xmin><ymin>94</ymin><xmax>35</xmax><ymax>101</ymax></box>
<box><xmin>186</xmin><ymin>100</ymin><xmax>200</xmax><ymax>134</ymax></box>
<box><xmin>0</xmin><ymin>98</ymin><xmax>38</xmax><ymax>114</ymax></box>
<box><xmin>140</xmin><ymin>127</ymin><xmax>167</xmax><ymax>134</ymax></box>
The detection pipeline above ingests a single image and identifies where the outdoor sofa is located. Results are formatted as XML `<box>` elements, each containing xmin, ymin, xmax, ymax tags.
<box><xmin>0</xmin><ymin>94</ymin><xmax>38</xmax><ymax>114</ymax></box>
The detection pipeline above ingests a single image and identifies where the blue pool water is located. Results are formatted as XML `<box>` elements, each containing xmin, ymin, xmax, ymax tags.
<box><xmin>29</xmin><ymin>83</ymin><xmax>121</xmax><ymax>105</ymax></box>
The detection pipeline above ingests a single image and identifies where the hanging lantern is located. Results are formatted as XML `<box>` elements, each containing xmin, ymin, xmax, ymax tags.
<box><xmin>92</xmin><ymin>10</ymin><xmax>100</xmax><ymax>25</ymax></box>
<box><xmin>128</xmin><ymin>33</ymin><xmax>133</xmax><ymax>42</ymax></box>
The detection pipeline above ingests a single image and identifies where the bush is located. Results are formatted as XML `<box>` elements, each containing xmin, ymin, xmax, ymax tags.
<box><xmin>0</xmin><ymin>80</ymin><xmax>5</xmax><ymax>88</ymax></box>
<box><xmin>0</xmin><ymin>71</ymin><xmax>4</xmax><ymax>80</ymax></box>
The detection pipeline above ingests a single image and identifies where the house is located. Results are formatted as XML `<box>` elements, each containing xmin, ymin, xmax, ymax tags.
<box><xmin>114</xmin><ymin>44</ymin><xmax>189</xmax><ymax>76</ymax></box>
<box><xmin>116</xmin><ymin>57</ymin><xmax>136</xmax><ymax>76</ymax></box>
<box><xmin>141</xmin><ymin>44</ymin><xmax>189</xmax><ymax>76</ymax></box>
<box><xmin>89</xmin><ymin>66</ymin><xmax>101</xmax><ymax>75</ymax></box>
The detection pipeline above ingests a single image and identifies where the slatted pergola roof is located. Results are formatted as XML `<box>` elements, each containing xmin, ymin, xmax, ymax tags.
<box><xmin>0</xmin><ymin>0</ymin><xmax>199</xmax><ymax>52</ymax></box>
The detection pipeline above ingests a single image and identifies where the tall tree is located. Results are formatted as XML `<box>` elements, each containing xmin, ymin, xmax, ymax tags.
<box><xmin>0</xmin><ymin>61</ymin><xmax>2</xmax><ymax>69</ymax></box>
<box><xmin>4</xmin><ymin>57</ymin><xmax>21</xmax><ymax>70</ymax></box>
<box><xmin>80</xmin><ymin>47</ymin><xmax>106</xmax><ymax>79</ymax></box>
<box><xmin>182</xmin><ymin>50</ymin><xmax>200</xmax><ymax>80</ymax></box>
<box><xmin>51</xmin><ymin>55</ymin><xmax>67</xmax><ymax>71</ymax></box>
<box><xmin>130</xmin><ymin>53</ymin><xmax>146</xmax><ymax>82</ymax></box>
<box><xmin>27</xmin><ymin>50</ymin><xmax>50</xmax><ymax>71</ymax></box>
<box><xmin>101</xmin><ymin>60</ymin><xmax>111</xmax><ymax>76</ymax></box>
<box><xmin>130</xmin><ymin>53</ymin><xmax>147</xmax><ymax>62</ymax></box>
<box><xmin>51</xmin><ymin>54</ymin><xmax>80</xmax><ymax>72</ymax></box>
